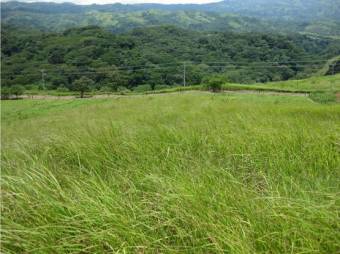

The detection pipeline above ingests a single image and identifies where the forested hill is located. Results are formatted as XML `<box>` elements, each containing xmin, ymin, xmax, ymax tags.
<box><xmin>2</xmin><ymin>1</ymin><xmax>340</xmax><ymax>37</ymax></box>
<box><xmin>2</xmin><ymin>25</ymin><xmax>340</xmax><ymax>91</ymax></box>
<box><xmin>3</xmin><ymin>0</ymin><xmax>340</xmax><ymax>22</ymax></box>
<box><xmin>0</xmin><ymin>8</ymin><xmax>286</xmax><ymax>34</ymax></box>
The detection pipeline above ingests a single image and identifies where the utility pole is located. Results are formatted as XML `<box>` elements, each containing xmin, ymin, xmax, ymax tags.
<box><xmin>40</xmin><ymin>69</ymin><xmax>46</xmax><ymax>90</ymax></box>
<box><xmin>183</xmin><ymin>62</ymin><xmax>186</xmax><ymax>87</ymax></box>
<box><xmin>332</xmin><ymin>63</ymin><xmax>336</xmax><ymax>91</ymax></box>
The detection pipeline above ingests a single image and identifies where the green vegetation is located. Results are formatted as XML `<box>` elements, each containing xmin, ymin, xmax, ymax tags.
<box><xmin>221</xmin><ymin>74</ymin><xmax>340</xmax><ymax>93</ymax></box>
<box><xmin>309</xmin><ymin>91</ymin><xmax>337</xmax><ymax>104</ymax></box>
<box><xmin>2</xmin><ymin>1</ymin><xmax>340</xmax><ymax>252</ymax></box>
<box><xmin>2</xmin><ymin>93</ymin><xmax>339</xmax><ymax>253</ymax></box>
<box><xmin>2</xmin><ymin>1</ymin><xmax>340</xmax><ymax>37</ymax></box>
<box><xmin>2</xmin><ymin>25</ymin><xmax>340</xmax><ymax>93</ymax></box>
<box><xmin>73</xmin><ymin>76</ymin><xmax>94</xmax><ymax>98</ymax></box>
<box><xmin>205</xmin><ymin>75</ymin><xmax>224</xmax><ymax>92</ymax></box>
<box><xmin>1</xmin><ymin>9</ymin><xmax>283</xmax><ymax>34</ymax></box>
<box><xmin>318</xmin><ymin>55</ymin><xmax>340</xmax><ymax>76</ymax></box>
<box><xmin>1</xmin><ymin>85</ymin><xmax>25</xmax><ymax>99</ymax></box>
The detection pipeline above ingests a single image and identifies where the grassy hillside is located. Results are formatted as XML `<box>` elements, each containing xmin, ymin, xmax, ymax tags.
<box><xmin>2</xmin><ymin>93</ymin><xmax>340</xmax><ymax>253</ymax></box>
<box><xmin>222</xmin><ymin>74</ymin><xmax>340</xmax><ymax>93</ymax></box>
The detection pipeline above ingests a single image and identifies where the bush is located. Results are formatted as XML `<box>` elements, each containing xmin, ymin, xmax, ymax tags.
<box><xmin>56</xmin><ymin>86</ymin><xmax>70</xmax><ymax>92</ymax></box>
<box><xmin>205</xmin><ymin>77</ymin><xmax>224</xmax><ymax>92</ymax></box>
<box><xmin>117</xmin><ymin>86</ymin><xmax>130</xmax><ymax>92</ymax></box>
<box><xmin>1</xmin><ymin>87</ymin><xmax>11</xmax><ymax>100</ymax></box>
<box><xmin>99</xmin><ymin>86</ymin><xmax>113</xmax><ymax>93</ymax></box>
<box><xmin>133</xmin><ymin>84</ymin><xmax>152</xmax><ymax>93</ymax></box>
<box><xmin>10</xmin><ymin>85</ymin><xmax>25</xmax><ymax>98</ymax></box>
<box><xmin>117</xmin><ymin>86</ymin><xmax>131</xmax><ymax>95</ymax></box>
<box><xmin>25</xmin><ymin>85</ymin><xmax>40</xmax><ymax>90</ymax></box>
<box><xmin>154</xmin><ymin>84</ymin><xmax>170</xmax><ymax>90</ymax></box>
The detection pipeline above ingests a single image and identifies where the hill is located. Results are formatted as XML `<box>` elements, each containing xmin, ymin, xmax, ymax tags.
<box><xmin>221</xmin><ymin>74</ymin><xmax>340</xmax><ymax>93</ymax></box>
<box><xmin>2</xmin><ymin>25</ymin><xmax>340</xmax><ymax>92</ymax></box>
<box><xmin>2</xmin><ymin>1</ymin><xmax>340</xmax><ymax>36</ymax></box>
<box><xmin>0</xmin><ymin>8</ymin><xmax>284</xmax><ymax>34</ymax></box>
<box><xmin>3</xmin><ymin>1</ymin><xmax>340</xmax><ymax>22</ymax></box>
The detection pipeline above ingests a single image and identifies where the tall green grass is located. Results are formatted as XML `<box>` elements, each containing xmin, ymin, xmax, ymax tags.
<box><xmin>1</xmin><ymin>93</ymin><xmax>340</xmax><ymax>253</ymax></box>
<box><xmin>222</xmin><ymin>74</ymin><xmax>340</xmax><ymax>93</ymax></box>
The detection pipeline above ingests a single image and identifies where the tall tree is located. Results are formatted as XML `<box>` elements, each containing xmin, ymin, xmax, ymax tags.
<box><xmin>73</xmin><ymin>76</ymin><xmax>93</xmax><ymax>98</ymax></box>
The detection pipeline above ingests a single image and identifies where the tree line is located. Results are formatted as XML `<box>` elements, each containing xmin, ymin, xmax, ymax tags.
<box><xmin>2</xmin><ymin>25</ymin><xmax>340</xmax><ymax>95</ymax></box>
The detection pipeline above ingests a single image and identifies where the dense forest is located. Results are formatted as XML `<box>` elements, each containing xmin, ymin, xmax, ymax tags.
<box><xmin>2</xmin><ymin>1</ymin><xmax>340</xmax><ymax>93</ymax></box>
<box><xmin>2</xmin><ymin>25</ymin><xmax>340</xmax><ymax>92</ymax></box>
<box><xmin>2</xmin><ymin>1</ymin><xmax>340</xmax><ymax>36</ymax></box>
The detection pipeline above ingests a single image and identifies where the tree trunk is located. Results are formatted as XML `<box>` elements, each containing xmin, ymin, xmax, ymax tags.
<box><xmin>80</xmin><ymin>91</ymin><xmax>84</xmax><ymax>98</ymax></box>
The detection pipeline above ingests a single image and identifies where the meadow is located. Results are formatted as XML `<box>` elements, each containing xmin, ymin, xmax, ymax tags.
<box><xmin>1</xmin><ymin>92</ymin><xmax>340</xmax><ymax>253</ymax></box>
<box><xmin>20</xmin><ymin>74</ymin><xmax>340</xmax><ymax>99</ymax></box>
<box><xmin>221</xmin><ymin>74</ymin><xmax>340</xmax><ymax>93</ymax></box>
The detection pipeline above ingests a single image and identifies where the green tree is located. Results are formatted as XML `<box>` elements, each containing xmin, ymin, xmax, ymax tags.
<box><xmin>1</xmin><ymin>87</ymin><xmax>11</xmax><ymax>100</ymax></box>
<box><xmin>205</xmin><ymin>76</ymin><xmax>225</xmax><ymax>92</ymax></box>
<box><xmin>47</xmin><ymin>46</ymin><xmax>66</xmax><ymax>64</ymax></box>
<box><xmin>10</xmin><ymin>85</ymin><xmax>25</xmax><ymax>98</ymax></box>
<box><xmin>103</xmin><ymin>67</ymin><xmax>128</xmax><ymax>91</ymax></box>
<box><xmin>73</xmin><ymin>76</ymin><xmax>94</xmax><ymax>98</ymax></box>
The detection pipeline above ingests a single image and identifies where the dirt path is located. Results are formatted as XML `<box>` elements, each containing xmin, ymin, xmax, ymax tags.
<box><xmin>20</xmin><ymin>90</ymin><xmax>309</xmax><ymax>100</ymax></box>
<box><xmin>222</xmin><ymin>90</ymin><xmax>308</xmax><ymax>97</ymax></box>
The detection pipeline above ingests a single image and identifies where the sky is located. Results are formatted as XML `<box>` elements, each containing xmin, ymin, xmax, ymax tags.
<box><xmin>3</xmin><ymin>0</ymin><xmax>222</xmax><ymax>4</ymax></box>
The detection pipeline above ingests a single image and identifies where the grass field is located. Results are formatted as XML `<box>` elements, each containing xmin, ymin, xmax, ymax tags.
<box><xmin>221</xmin><ymin>74</ymin><xmax>340</xmax><ymax>93</ymax></box>
<box><xmin>1</xmin><ymin>93</ymin><xmax>340</xmax><ymax>253</ymax></box>
<box><xmin>19</xmin><ymin>74</ymin><xmax>340</xmax><ymax>98</ymax></box>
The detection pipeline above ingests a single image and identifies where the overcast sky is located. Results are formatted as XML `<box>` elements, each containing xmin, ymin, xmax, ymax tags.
<box><xmin>4</xmin><ymin>0</ymin><xmax>222</xmax><ymax>4</ymax></box>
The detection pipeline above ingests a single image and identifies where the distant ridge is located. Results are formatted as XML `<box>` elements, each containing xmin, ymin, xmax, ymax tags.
<box><xmin>2</xmin><ymin>0</ymin><xmax>340</xmax><ymax>22</ymax></box>
<box><xmin>2</xmin><ymin>0</ymin><xmax>340</xmax><ymax>36</ymax></box>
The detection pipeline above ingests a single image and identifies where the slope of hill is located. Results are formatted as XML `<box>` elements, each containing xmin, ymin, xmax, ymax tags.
<box><xmin>2</xmin><ymin>25</ymin><xmax>340</xmax><ymax>90</ymax></box>
<box><xmin>184</xmin><ymin>0</ymin><xmax>340</xmax><ymax>22</ymax></box>
<box><xmin>3</xmin><ymin>0</ymin><xmax>340</xmax><ymax>22</ymax></box>
<box><xmin>221</xmin><ymin>74</ymin><xmax>340</xmax><ymax>93</ymax></box>
<box><xmin>0</xmin><ymin>9</ymin><xmax>283</xmax><ymax>33</ymax></box>
<box><xmin>2</xmin><ymin>1</ymin><xmax>340</xmax><ymax>36</ymax></box>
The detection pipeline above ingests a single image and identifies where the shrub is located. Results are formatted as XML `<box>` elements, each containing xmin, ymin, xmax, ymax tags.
<box><xmin>133</xmin><ymin>84</ymin><xmax>152</xmax><ymax>93</ymax></box>
<box><xmin>56</xmin><ymin>86</ymin><xmax>70</xmax><ymax>92</ymax></box>
<box><xmin>117</xmin><ymin>86</ymin><xmax>131</xmax><ymax>95</ymax></box>
<box><xmin>1</xmin><ymin>87</ymin><xmax>11</xmax><ymax>100</ymax></box>
<box><xmin>25</xmin><ymin>85</ymin><xmax>40</xmax><ymax>90</ymax></box>
<box><xmin>205</xmin><ymin>77</ymin><xmax>224</xmax><ymax>92</ymax></box>
<box><xmin>99</xmin><ymin>86</ymin><xmax>113</xmax><ymax>93</ymax></box>
<box><xmin>10</xmin><ymin>85</ymin><xmax>25</xmax><ymax>98</ymax></box>
<box><xmin>154</xmin><ymin>84</ymin><xmax>170</xmax><ymax>90</ymax></box>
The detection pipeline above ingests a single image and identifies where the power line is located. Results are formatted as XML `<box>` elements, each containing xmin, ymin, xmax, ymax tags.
<box><xmin>73</xmin><ymin>59</ymin><xmax>328</xmax><ymax>69</ymax></box>
<box><xmin>183</xmin><ymin>62</ymin><xmax>186</xmax><ymax>87</ymax></box>
<box><xmin>1</xmin><ymin>64</ymin><xmax>326</xmax><ymax>77</ymax></box>
<box><xmin>49</xmin><ymin>58</ymin><xmax>330</xmax><ymax>67</ymax></box>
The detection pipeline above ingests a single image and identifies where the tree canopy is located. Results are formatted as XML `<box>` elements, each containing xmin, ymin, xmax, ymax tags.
<box><xmin>2</xmin><ymin>25</ymin><xmax>340</xmax><ymax>92</ymax></box>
